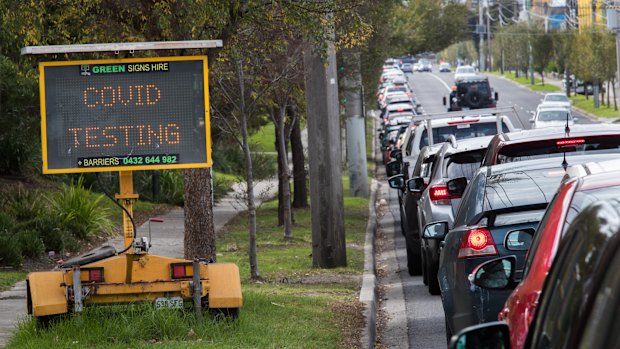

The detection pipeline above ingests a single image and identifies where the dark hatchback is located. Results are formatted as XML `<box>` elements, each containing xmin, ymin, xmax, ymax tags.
<box><xmin>450</xmin><ymin>196</ymin><xmax>620</xmax><ymax>349</ymax></box>
<box><xmin>430</xmin><ymin>157</ymin><xmax>580</xmax><ymax>340</ymax></box>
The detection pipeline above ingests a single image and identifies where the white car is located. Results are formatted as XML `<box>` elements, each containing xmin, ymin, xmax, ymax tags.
<box><xmin>540</xmin><ymin>93</ymin><xmax>571</xmax><ymax>109</ymax></box>
<box><xmin>530</xmin><ymin>106</ymin><xmax>575</xmax><ymax>129</ymax></box>
<box><xmin>453</xmin><ymin>65</ymin><xmax>477</xmax><ymax>82</ymax></box>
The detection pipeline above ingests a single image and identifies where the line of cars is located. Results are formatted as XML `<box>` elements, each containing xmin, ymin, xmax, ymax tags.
<box><xmin>379</xmin><ymin>63</ymin><xmax>620</xmax><ymax>347</ymax></box>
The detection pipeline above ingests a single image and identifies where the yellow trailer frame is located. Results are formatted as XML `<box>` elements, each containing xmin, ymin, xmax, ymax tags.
<box><xmin>26</xmin><ymin>171</ymin><xmax>242</xmax><ymax>322</ymax></box>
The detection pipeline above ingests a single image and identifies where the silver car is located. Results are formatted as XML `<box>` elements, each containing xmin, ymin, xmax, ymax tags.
<box><xmin>417</xmin><ymin>136</ymin><xmax>493</xmax><ymax>294</ymax></box>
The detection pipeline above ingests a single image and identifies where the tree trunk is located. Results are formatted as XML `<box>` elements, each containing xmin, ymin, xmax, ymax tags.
<box><xmin>183</xmin><ymin>168</ymin><xmax>216</xmax><ymax>262</ymax></box>
<box><xmin>237</xmin><ymin>59</ymin><xmax>259</xmax><ymax>279</ymax></box>
<box><xmin>540</xmin><ymin>71</ymin><xmax>544</xmax><ymax>86</ymax></box>
<box><xmin>303</xmin><ymin>37</ymin><xmax>347</xmax><ymax>268</ymax></box>
<box><xmin>613</xmin><ymin>78</ymin><xmax>618</xmax><ymax>111</ymax></box>
<box><xmin>276</xmin><ymin>125</ymin><xmax>285</xmax><ymax>226</ymax></box>
<box><xmin>273</xmin><ymin>106</ymin><xmax>293</xmax><ymax>239</ymax></box>
<box><xmin>607</xmin><ymin>80</ymin><xmax>610</xmax><ymax>108</ymax></box>
<box><xmin>290</xmin><ymin>107</ymin><xmax>308</xmax><ymax>208</ymax></box>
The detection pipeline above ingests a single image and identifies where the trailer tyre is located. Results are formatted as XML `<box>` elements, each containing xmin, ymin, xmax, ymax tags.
<box><xmin>210</xmin><ymin>307</ymin><xmax>240</xmax><ymax>320</ymax></box>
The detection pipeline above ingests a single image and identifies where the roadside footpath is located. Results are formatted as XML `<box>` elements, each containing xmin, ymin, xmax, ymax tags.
<box><xmin>0</xmin><ymin>178</ymin><xmax>277</xmax><ymax>347</ymax></box>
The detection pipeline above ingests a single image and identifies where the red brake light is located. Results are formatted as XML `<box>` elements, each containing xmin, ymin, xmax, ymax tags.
<box><xmin>88</xmin><ymin>268</ymin><xmax>103</xmax><ymax>282</ymax></box>
<box><xmin>397</xmin><ymin>108</ymin><xmax>404</xmax><ymax>112</ymax></box>
<box><xmin>458</xmin><ymin>227</ymin><xmax>498</xmax><ymax>258</ymax></box>
<box><xmin>171</xmin><ymin>264</ymin><xmax>191</xmax><ymax>278</ymax></box>
<box><xmin>556</xmin><ymin>138</ymin><xmax>585</xmax><ymax>146</ymax></box>
<box><xmin>447</xmin><ymin>118</ymin><xmax>480</xmax><ymax>125</ymax></box>
<box><xmin>384</xmin><ymin>118</ymin><xmax>389</xmax><ymax>123</ymax></box>
<box><xmin>429</xmin><ymin>185</ymin><xmax>456</xmax><ymax>205</ymax></box>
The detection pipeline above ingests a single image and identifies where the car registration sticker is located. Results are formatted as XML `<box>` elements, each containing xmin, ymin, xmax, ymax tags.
<box><xmin>154</xmin><ymin>296</ymin><xmax>184</xmax><ymax>310</ymax></box>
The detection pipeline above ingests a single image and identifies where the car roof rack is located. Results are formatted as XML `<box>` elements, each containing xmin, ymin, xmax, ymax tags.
<box><xmin>413</xmin><ymin>106</ymin><xmax>522</xmax><ymax>145</ymax></box>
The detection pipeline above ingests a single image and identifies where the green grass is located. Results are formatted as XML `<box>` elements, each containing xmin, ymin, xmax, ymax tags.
<box><xmin>7</xmin><ymin>286</ymin><xmax>357</xmax><ymax>348</ymax></box>
<box><xmin>0</xmin><ymin>272</ymin><xmax>26</xmax><ymax>292</ymax></box>
<box><xmin>7</xmin><ymin>178</ymin><xmax>368</xmax><ymax>348</ymax></box>
<box><xmin>569</xmin><ymin>94</ymin><xmax>620</xmax><ymax>119</ymax></box>
<box><xmin>486</xmin><ymin>71</ymin><xmax>561</xmax><ymax>92</ymax></box>
<box><xmin>249</xmin><ymin>124</ymin><xmax>276</xmax><ymax>153</ymax></box>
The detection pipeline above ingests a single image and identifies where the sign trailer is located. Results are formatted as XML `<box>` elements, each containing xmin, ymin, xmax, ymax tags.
<box><xmin>23</xmin><ymin>42</ymin><xmax>242</xmax><ymax>325</ymax></box>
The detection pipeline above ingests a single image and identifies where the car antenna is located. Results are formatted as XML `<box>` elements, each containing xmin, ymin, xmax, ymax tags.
<box><xmin>565</xmin><ymin>113</ymin><xmax>571</xmax><ymax>137</ymax></box>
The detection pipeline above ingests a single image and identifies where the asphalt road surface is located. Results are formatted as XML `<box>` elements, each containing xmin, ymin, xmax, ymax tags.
<box><xmin>378</xmin><ymin>67</ymin><xmax>598</xmax><ymax>349</ymax></box>
<box><xmin>408</xmin><ymin>69</ymin><xmax>596</xmax><ymax>129</ymax></box>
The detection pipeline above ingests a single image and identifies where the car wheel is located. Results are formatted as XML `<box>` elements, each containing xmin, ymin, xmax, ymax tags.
<box><xmin>406</xmin><ymin>238</ymin><xmax>422</xmax><ymax>276</ymax></box>
<box><xmin>427</xmin><ymin>261</ymin><xmax>440</xmax><ymax>295</ymax></box>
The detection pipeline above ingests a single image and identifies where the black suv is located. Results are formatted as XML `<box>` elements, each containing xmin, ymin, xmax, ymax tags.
<box><xmin>443</xmin><ymin>76</ymin><xmax>498</xmax><ymax>111</ymax></box>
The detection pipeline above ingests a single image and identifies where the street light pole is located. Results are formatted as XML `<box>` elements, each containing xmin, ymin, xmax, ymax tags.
<box><xmin>479</xmin><ymin>0</ymin><xmax>486</xmax><ymax>71</ymax></box>
<box><xmin>527</xmin><ymin>0</ymin><xmax>535</xmax><ymax>85</ymax></box>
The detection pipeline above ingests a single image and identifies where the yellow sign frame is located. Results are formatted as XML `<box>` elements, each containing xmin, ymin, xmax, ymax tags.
<box><xmin>39</xmin><ymin>56</ymin><xmax>211</xmax><ymax>174</ymax></box>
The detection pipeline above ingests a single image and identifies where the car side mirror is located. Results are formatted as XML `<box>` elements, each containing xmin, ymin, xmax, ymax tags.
<box><xmin>443</xmin><ymin>96</ymin><xmax>447</xmax><ymax>106</ymax></box>
<box><xmin>449</xmin><ymin>322</ymin><xmax>511</xmax><ymax>349</ymax></box>
<box><xmin>387</xmin><ymin>174</ymin><xmax>405</xmax><ymax>190</ymax></box>
<box><xmin>386</xmin><ymin>160</ymin><xmax>401</xmax><ymax>177</ymax></box>
<box><xmin>390</xmin><ymin>149</ymin><xmax>402</xmax><ymax>160</ymax></box>
<box><xmin>469</xmin><ymin>256</ymin><xmax>517</xmax><ymax>290</ymax></box>
<box><xmin>505</xmin><ymin>229</ymin><xmax>534</xmax><ymax>251</ymax></box>
<box><xmin>529</xmin><ymin>118</ymin><xmax>535</xmax><ymax>123</ymax></box>
<box><xmin>495</xmin><ymin>92</ymin><xmax>499</xmax><ymax>101</ymax></box>
<box><xmin>423</xmin><ymin>221</ymin><xmax>449</xmax><ymax>239</ymax></box>
<box><xmin>407</xmin><ymin>177</ymin><xmax>425</xmax><ymax>193</ymax></box>
<box><xmin>447</xmin><ymin>177</ymin><xmax>467</xmax><ymax>198</ymax></box>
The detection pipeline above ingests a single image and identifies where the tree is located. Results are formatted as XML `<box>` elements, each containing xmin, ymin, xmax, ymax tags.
<box><xmin>531</xmin><ymin>24</ymin><xmax>553</xmax><ymax>85</ymax></box>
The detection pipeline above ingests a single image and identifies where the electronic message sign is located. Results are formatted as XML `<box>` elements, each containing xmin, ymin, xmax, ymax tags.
<box><xmin>39</xmin><ymin>56</ymin><xmax>210</xmax><ymax>174</ymax></box>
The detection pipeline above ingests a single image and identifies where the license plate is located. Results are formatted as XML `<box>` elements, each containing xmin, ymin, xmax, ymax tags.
<box><xmin>154</xmin><ymin>296</ymin><xmax>184</xmax><ymax>310</ymax></box>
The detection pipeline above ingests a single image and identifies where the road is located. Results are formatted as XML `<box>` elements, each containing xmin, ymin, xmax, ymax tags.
<box><xmin>377</xmin><ymin>67</ymin><xmax>598</xmax><ymax>349</ymax></box>
<box><xmin>410</xmin><ymin>70</ymin><xmax>596</xmax><ymax>128</ymax></box>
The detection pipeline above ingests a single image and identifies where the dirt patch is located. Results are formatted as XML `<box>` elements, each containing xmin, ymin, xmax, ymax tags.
<box><xmin>332</xmin><ymin>299</ymin><xmax>365</xmax><ymax>349</ymax></box>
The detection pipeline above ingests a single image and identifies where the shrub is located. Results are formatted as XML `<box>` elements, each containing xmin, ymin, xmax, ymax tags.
<box><xmin>0</xmin><ymin>230</ymin><xmax>23</xmax><ymax>267</ymax></box>
<box><xmin>47</xmin><ymin>177</ymin><xmax>114</xmax><ymax>240</ymax></box>
<box><xmin>16</xmin><ymin>229</ymin><xmax>44</xmax><ymax>258</ymax></box>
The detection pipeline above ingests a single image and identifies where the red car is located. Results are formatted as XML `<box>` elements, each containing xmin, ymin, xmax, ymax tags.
<box><xmin>498</xmin><ymin>159</ymin><xmax>620</xmax><ymax>349</ymax></box>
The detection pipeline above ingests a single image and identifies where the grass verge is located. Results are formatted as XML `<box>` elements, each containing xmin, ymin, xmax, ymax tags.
<box><xmin>7</xmin><ymin>178</ymin><xmax>369</xmax><ymax>349</ymax></box>
<box><xmin>569</xmin><ymin>94</ymin><xmax>620</xmax><ymax>119</ymax></box>
<box><xmin>249</xmin><ymin>124</ymin><xmax>276</xmax><ymax>153</ymax></box>
<box><xmin>486</xmin><ymin>71</ymin><xmax>561</xmax><ymax>92</ymax></box>
<box><xmin>0</xmin><ymin>272</ymin><xmax>26</xmax><ymax>292</ymax></box>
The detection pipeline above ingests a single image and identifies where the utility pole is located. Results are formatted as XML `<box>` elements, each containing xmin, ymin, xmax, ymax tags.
<box><xmin>343</xmin><ymin>48</ymin><xmax>369</xmax><ymax>197</ymax></box>
<box><xmin>527</xmin><ymin>0</ymin><xmax>535</xmax><ymax>85</ymax></box>
<box><xmin>479</xmin><ymin>0</ymin><xmax>486</xmax><ymax>71</ymax></box>
<box><xmin>487</xmin><ymin>7</ymin><xmax>492</xmax><ymax>71</ymax></box>
<box><xmin>302</xmin><ymin>21</ymin><xmax>347</xmax><ymax>268</ymax></box>
<box><xmin>592</xmin><ymin>0</ymin><xmax>600</xmax><ymax>108</ymax></box>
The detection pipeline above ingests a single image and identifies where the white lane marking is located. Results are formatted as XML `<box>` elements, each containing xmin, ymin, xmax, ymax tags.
<box><xmin>426</xmin><ymin>73</ymin><xmax>452</xmax><ymax>92</ymax></box>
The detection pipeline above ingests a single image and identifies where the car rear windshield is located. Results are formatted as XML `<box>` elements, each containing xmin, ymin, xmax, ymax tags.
<box><xmin>538</xmin><ymin>110</ymin><xmax>570</xmax><ymax>122</ymax></box>
<box><xmin>444</xmin><ymin>149</ymin><xmax>485</xmax><ymax>180</ymax></box>
<box><xmin>420</xmin><ymin>121</ymin><xmax>509</xmax><ymax>149</ymax></box>
<box><xmin>496</xmin><ymin>136</ymin><xmax>620</xmax><ymax>164</ymax></box>
<box><xmin>388</xmin><ymin>86</ymin><xmax>407</xmax><ymax>93</ymax></box>
<box><xmin>546</xmin><ymin>95</ymin><xmax>569</xmax><ymax>102</ymax></box>
<box><xmin>458</xmin><ymin>82</ymin><xmax>489</xmax><ymax>95</ymax></box>
<box><xmin>484</xmin><ymin>167</ymin><xmax>565</xmax><ymax>212</ymax></box>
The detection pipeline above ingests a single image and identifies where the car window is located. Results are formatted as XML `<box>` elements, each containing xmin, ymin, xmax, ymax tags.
<box><xmin>453</xmin><ymin>171</ymin><xmax>485</xmax><ymax>227</ymax></box>
<box><xmin>545</xmin><ymin>95</ymin><xmax>569</xmax><ymax>102</ymax></box>
<box><xmin>496</xmin><ymin>136</ymin><xmax>620</xmax><ymax>164</ymax></box>
<box><xmin>578</xmin><ymin>247</ymin><xmax>620</xmax><ymax>349</ymax></box>
<box><xmin>483</xmin><ymin>168</ymin><xmax>563</xmax><ymax>212</ymax></box>
<box><xmin>444</xmin><ymin>149</ymin><xmax>485</xmax><ymax>180</ymax></box>
<box><xmin>419</xmin><ymin>121</ymin><xmax>509</xmax><ymax>149</ymax></box>
<box><xmin>538</xmin><ymin>110</ymin><xmax>570</xmax><ymax>122</ymax></box>
<box><xmin>562</xmin><ymin>187</ymin><xmax>620</xmax><ymax>237</ymax></box>
<box><xmin>457</xmin><ymin>67</ymin><xmax>474</xmax><ymax>74</ymax></box>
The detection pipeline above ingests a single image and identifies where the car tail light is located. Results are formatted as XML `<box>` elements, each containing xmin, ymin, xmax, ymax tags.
<box><xmin>406</xmin><ymin>91</ymin><xmax>412</xmax><ymax>96</ymax></box>
<box><xmin>458</xmin><ymin>227</ymin><xmax>498</xmax><ymax>258</ymax></box>
<box><xmin>86</xmin><ymin>268</ymin><xmax>104</xmax><ymax>283</ymax></box>
<box><xmin>171</xmin><ymin>263</ymin><xmax>192</xmax><ymax>279</ymax></box>
<box><xmin>556</xmin><ymin>138</ymin><xmax>585</xmax><ymax>146</ymax></box>
<box><xmin>429</xmin><ymin>185</ymin><xmax>454</xmax><ymax>205</ymax></box>
<box><xmin>383</xmin><ymin>118</ymin><xmax>388</xmax><ymax>123</ymax></box>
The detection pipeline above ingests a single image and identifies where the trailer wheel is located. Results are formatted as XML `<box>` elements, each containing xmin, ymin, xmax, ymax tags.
<box><xmin>35</xmin><ymin>315</ymin><xmax>61</xmax><ymax>329</ymax></box>
<box><xmin>210</xmin><ymin>307</ymin><xmax>240</xmax><ymax>320</ymax></box>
